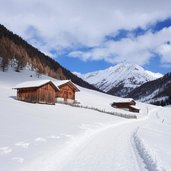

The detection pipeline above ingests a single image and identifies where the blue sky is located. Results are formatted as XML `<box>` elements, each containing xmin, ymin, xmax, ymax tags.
<box><xmin>57</xmin><ymin>18</ymin><xmax>171</xmax><ymax>74</ymax></box>
<box><xmin>1</xmin><ymin>0</ymin><xmax>171</xmax><ymax>74</ymax></box>
<box><xmin>57</xmin><ymin>53</ymin><xmax>169</xmax><ymax>74</ymax></box>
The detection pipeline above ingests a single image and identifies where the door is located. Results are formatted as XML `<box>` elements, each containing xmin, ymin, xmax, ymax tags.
<box><xmin>63</xmin><ymin>91</ymin><xmax>68</xmax><ymax>101</ymax></box>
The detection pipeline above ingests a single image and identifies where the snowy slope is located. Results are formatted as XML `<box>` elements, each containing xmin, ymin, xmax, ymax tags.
<box><xmin>0</xmin><ymin>69</ymin><xmax>124</xmax><ymax>171</ymax></box>
<box><xmin>77</xmin><ymin>63</ymin><xmax>162</xmax><ymax>97</ymax></box>
<box><xmin>0</xmin><ymin>68</ymin><xmax>171</xmax><ymax>171</ymax></box>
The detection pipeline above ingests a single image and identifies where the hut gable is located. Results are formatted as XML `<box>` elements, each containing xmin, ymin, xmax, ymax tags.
<box><xmin>14</xmin><ymin>80</ymin><xmax>59</xmax><ymax>105</ymax></box>
<box><xmin>54</xmin><ymin>80</ymin><xmax>79</xmax><ymax>91</ymax></box>
<box><xmin>54</xmin><ymin>80</ymin><xmax>80</xmax><ymax>101</ymax></box>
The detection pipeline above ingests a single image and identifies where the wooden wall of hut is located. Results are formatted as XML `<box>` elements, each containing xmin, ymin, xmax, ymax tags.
<box><xmin>17</xmin><ymin>88</ymin><xmax>37</xmax><ymax>103</ymax></box>
<box><xmin>112</xmin><ymin>103</ymin><xmax>132</xmax><ymax>109</ymax></box>
<box><xmin>17</xmin><ymin>83</ymin><xmax>56</xmax><ymax>104</ymax></box>
<box><xmin>56</xmin><ymin>84</ymin><xmax>75</xmax><ymax>101</ymax></box>
<box><xmin>37</xmin><ymin>83</ymin><xmax>56</xmax><ymax>104</ymax></box>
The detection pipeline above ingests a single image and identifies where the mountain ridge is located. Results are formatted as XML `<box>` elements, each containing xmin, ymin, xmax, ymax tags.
<box><xmin>127</xmin><ymin>72</ymin><xmax>171</xmax><ymax>105</ymax></box>
<box><xmin>75</xmin><ymin>63</ymin><xmax>162</xmax><ymax>97</ymax></box>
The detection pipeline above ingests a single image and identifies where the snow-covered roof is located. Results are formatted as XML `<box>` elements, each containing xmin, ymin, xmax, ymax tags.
<box><xmin>14</xmin><ymin>79</ymin><xmax>79</xmax><ymax>91</ymax></box>
<box><xmin>14</xmin><ymin>80</ymin><xmax>79</xmax><ymax>91</ymax></box>
<box><xmin>53</xmin><ymin>80</ymin><xmax>80</xmax><ymax>91</ymax></box>
<box><xmin>112</xmin><ymin>98</ymin><xmax>135</xmax><ymax>103</ymax></box>
<box><xmin>129</xmin><ymin>105</ymin><xmax>140</xmax><ymax>110</ymax></box>
<box><xmin>14</xmin><ymin>80</ymin><xmax>58</xmax><ymax>90</ymax></box>
<box><xmin>53</xmin><ymin>80</ymin><xmax>70</xmax><ymax>87</ymax></box>
<box><xmin>120</xmin><ymin>98</ymin><xmax>134</xmax><ymax>103</ymax></box>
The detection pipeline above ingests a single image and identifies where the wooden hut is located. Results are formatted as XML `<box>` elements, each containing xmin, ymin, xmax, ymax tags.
<box><xmin>14</xmin><ymin>80</ymin><xmax>59</xmax><ymax>105</ymax></box>
<box><xmin>129</xmin><ymin>105</ymin><xmax>140</xmax><ymax>113</ymax></box>
<box><xmin>54</xmin><ymin>80</ymin><xmax>80</xmax><ymax>102</ymax></box>
<box><xmin>111</xmin><ymin>98</ymin><xmax>139</xmax><ymax>113</ymax></box>
<box><xmin>111</xmin><ymin>98</ymin><xmax>136</xmax><ymax>108</ymax></box>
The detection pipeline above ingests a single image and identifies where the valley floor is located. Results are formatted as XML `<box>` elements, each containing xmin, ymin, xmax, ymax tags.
<box><xmin>0</xmin><ymin>70</ymin><xmax>171</xmax><ymax>171</ymax></box>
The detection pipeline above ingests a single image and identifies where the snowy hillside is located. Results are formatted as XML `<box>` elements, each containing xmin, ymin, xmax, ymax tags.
<box><xmin>77</xmin><ymin>63</ymin><xmax>162</xmax><ymax>97</ymax></box>
<box><xmin>0</xmin><ymin>68</ymin><xmax>171</xmax><ymax>171</ymax></box>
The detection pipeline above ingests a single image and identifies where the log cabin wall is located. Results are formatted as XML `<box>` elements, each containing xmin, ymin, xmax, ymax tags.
<box><xmin>56</xmin><ymin>84</ymin><xmax>75</xmax><ymax>101</ymax></box>
<box><xmin>112</xmin><ymin>100</ymin><xmax>136</xmax><ymax>108</ymax></box>
<box><xmin>17</xmin><ymin>88</ymin><xmax>37</xmax><ymax>103</ymax></box>
<box><xmin>17</xmin><ymin>83</ymin><xmax>56</xmax><ymax>104</ymax></box>
<box><xmin>37</xmin><ymin>83</ymin><xmax>56</xmax><ymax>104</ymax></box>
<box><xmin>112</xmin><ymin>103</ymin><xmax>132</xmax><ymax>108</ymax></box>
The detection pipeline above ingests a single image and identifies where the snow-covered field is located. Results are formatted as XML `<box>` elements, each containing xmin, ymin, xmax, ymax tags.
<box><xmin>0</xmin><ymin>68</ymin><xmax>171</xmax><ymax>171</ymax></box>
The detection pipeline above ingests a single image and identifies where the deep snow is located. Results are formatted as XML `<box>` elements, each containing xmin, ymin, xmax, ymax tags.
<box><xmin>0</xmin><ymin>68</ymin><xmax>171</xmax><ymax>171</ymax></box>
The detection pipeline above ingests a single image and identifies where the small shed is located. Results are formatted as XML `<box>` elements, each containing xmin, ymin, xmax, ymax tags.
<box><xmin>14</xmin><ymin>80</ymin><xmax>59</xmax><ymax>105</ymax></box>
<box><xmin>129</xmin><ymin>105</ymin><xmax>140</xmax><ymax>113</ymax></box>
<box><xmin>111</xmin><ymin>98</ymin><xmax>139</xmax><ymax>113</ymax></box>
<box><xmin>111</xmin><ymin>98</ymin><xmax>136</xmax><ymax>108</ymax></box>
<box><xmin>54</xmin><ymin>80</ymin><xmax>80</xmax><ymax>101</ymax></box>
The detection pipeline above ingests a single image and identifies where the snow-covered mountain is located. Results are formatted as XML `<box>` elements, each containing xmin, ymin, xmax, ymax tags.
<box><xmin>77</xmin><ymin>63</ymin><xmax>162</xmax><ymax>97</ymax></box>
<box><xmin>127</xmin><ymin>72</ymin><xmax>171</xmax><ymax>105</ymax></box>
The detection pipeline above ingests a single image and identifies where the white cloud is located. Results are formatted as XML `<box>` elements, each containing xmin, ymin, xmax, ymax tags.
<box><xmin>1</xmin><ymin>0</ymin><xmax>171</xmax><ymax>50</ymax></box>
<box><xmin>69</xmin><ymin>27</ymin><xmax>171</xmax><ymax>65</ymax></box>
<box><xmin>1</xmin><ymin>0</ymin><xmax>171</xmax><ymax>65</ymax></box>
<box><xmin>156</xmin><ymin>43</ymin><xmax>171</xmax><ymax>63</ymax></box>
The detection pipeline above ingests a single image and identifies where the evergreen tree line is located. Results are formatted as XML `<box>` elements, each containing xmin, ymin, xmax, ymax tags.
<box><xmin>0</xmin><ymin>25</ymin><xmax>65</xmax><ymax>79</ymax></box>
<box><xmin>153</xmin><ymin>96</ymin><xmax>171</xmax><ymax>106</ymax></box>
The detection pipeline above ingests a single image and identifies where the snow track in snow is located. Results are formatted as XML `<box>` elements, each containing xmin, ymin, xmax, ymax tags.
<box><xmin>20</xmin><ymin>119</ymin><xmax>142</xmax><ymax>171</ymax></box>
<box><xmin>133</xmin><ymin>128</ymin><xmax>165</xmax><ymax>171</ymax></box>
<box><xmin>60</xmin><ymin>119</ymin><xmax>142</xmax><ymax>171</ymax></box>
